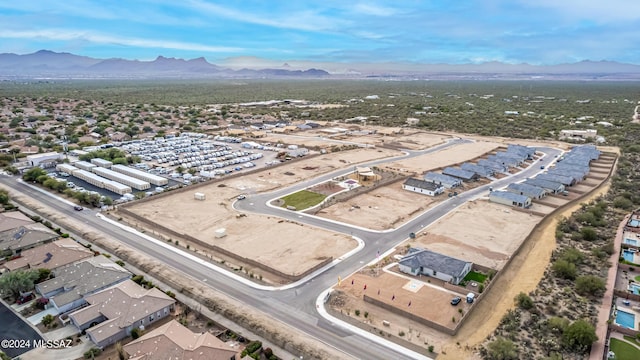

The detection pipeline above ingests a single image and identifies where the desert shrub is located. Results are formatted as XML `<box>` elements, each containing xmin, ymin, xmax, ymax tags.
<box><xmin>485</xmin><ymin>337</ymin><xmax>518</xmax><ymax>360</ymax></box>
<box><xmin>515</xmin><ymin>292</ymin><xmax>534</xmax><ymax>310</ymax></box>
<box><xmin>575</xmin><ymin>275</ymin><xmax>605</xmax><ymax>297</ymax></box>
<box><xmin>562</xmin><ymin>319</ymin><xmax>597</xmax><ymax>352</ymax></box>
<box><xmin>83</xmin><ymin>348</ymin><xmax>101</xmax><ymax>359</ymax></box>
<box><xmin>552</xmin><ymin>260</ymin><xmax>577</xmax><ymax>280</ymax></box>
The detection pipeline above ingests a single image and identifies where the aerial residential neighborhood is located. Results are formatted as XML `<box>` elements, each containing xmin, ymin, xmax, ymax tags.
<box><xmin>2</xmin><ymin>2</ymin><xmax>640</xmax><ymax>360</ymax></box>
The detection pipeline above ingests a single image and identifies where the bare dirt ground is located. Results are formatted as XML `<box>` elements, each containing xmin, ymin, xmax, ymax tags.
<box><xmin>316</xmin><ymin>183</ymin><xmax>445</xmax><ymax>230</ymax></box>
<box><xmin>329</xmin><ymin>272</ymin><xmax>464</xmax><ymax>352</ymax></box>
<box><xmin>332</xmin><ymin>129</ymin><xmax>451</xmax><ymax>150</ymax></box>
<box><xmin>383</xmin><ymin>140</ymin><xmax>501</xmax><ymax>174</ymax></box>
<box><xmin>529</xmin><ymin>202</ymin><xmax>557</xmax><ymax>214</ymax></box>
<box><xmin>126</xmin><ymin>184</ymin><xmax>355</xmax><ymax>278</ymax></box>
<box><xmin>410</xmin><ymin>200</ymin><xmax>542</xmax><ymax>270</ymax></box>
<box><xmin>122</xmin><ymin>147</ymin><xmax>400</xmax><ymax>280</ymax></box>
<box><xmin>225</xmin><ymin>147</ymin><xmax>402</xmax><ymax>193</ymax></box>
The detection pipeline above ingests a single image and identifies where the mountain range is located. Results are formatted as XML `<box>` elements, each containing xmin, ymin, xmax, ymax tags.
<box><xmin>2</xmin><ymin>50</ymin><xmax>640</xmax><ymax>80</ymax></box>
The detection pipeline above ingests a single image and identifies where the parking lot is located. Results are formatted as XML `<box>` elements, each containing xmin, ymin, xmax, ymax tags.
<box><xmin>48</xmin><ymin>133</ymin><xmax>287</xmax><ymax>203</ymax></box>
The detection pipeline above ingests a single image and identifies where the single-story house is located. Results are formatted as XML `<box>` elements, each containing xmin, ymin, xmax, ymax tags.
<box><xmin>522</xmin><ymin>178</ymin><xmax>565</xmax><ymax>194</ymax></box>
<box><xmin>489</xmin><ymin>191</ymin><xmax>532</xmax><ymax>208</ymax></box>
<box><xmin>423</xmin><ymin>172</ymin><xmax>462</xmax><ymax>188</ymax></box>
<box><xmin>487</xmin><ymin>154</ymin><xmax>520</xmax><ymax>168</ymax></box>
<box><xmin>460</xmin><ymin>163</ymin><xmax>494</xmax><ymax>178</ymax></box>
<box><xmin>477</xmin><ymin>159</ymin><xmax>507</xmax><ymax>173</ymax></box>
<box><xmin>495</xmin><ymin>152</ymin><xmax>525</xmax><ymax>166</ymax></box>
<box><xmin>124</xmin><ymin>320</ymin><xmax>240</xmax><ymax>360</ymax></box>
<box><xmin>2</xmin><ymin>238</ymin><xmax>94</xmax><ymax>272</ymax></box>
<box><xmin>69</xmin><ymin>280</ymin><xmax>175</xmax><ymax>348</ymax></box>
<box><xmin>549</xmin><ymin>169</ymin><xmax>585</xmax><ymax>182</ymax></box>
<box><xmin>506</xmin><ymin>183</ymin><xmax>547</xmax><ymax>199</ymax></box>
<box><xmin>0</xmin><ymin>222</ymin><xmax>58</xmax><ymax>256</ymax></box>
<box><xmin>506</xmin><ymin>144</ymin><xmax>535</xmax><ymax>159</ymax></box>
<box><xmin>442</xmin><ymin>167</ymin><xmax>478</xmax><ymax>181</ymax></box>
<box><xmin>0</xmin><ymin>211</ymin><xmax>36</xmax><ymax>232</ymax></box>
<box><xmin>398</xmin><ymin>248</ymin><xmax>472</xmax><ymax>285</ymax></box>
<box><xmin>36</xmin><ymin>256</ymin><xmax>131</xmax><ymax>314</ymax></box>
<box><xmin>402</xmin><ymin>178</ymin><xmax>445</xmax><ymax>197</ymax></box>
<box><xmin>535</xmin><ymin>173</ymin><xmax>576</xmax><ymax>186</ymax></box>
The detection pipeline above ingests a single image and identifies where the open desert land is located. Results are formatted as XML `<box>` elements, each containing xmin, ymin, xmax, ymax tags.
<box><xmin>316</xmin><ymin>182</ymin><xmax>444</xmax><ymax>230</ymax></box>
<box><xmin>383</xmin><ymin>140</ymin><xmax>501</xmax><ymax>174</ymax></box>
<box><xmin>411</xmin><ymin>200</ymin><xmax>542</xmax><ymax>270</ymax></box>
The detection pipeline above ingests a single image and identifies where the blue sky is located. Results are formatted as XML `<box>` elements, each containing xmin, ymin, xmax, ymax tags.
<box><xmin>1</xmin><ymin>0</ymin><xmax>640</xmax><ymax>67</ymax></box>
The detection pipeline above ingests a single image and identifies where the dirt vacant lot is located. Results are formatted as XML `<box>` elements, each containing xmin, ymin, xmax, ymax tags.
<box><xmin>316</xmin><ymin>182</ymin><xmax>445</xmax><ymax>230</ymax></box>
<box><xmin>125</xmin><ymin>182</ymin><xmax>356</xmax><ymax>281</ymax></box>
<box><xmin>411</xmin><ymin>200</ymin><xmax>542</xmax><ymax>270</ymax></box>
<box><xmin>224</xmin><ymin>147</ymin><xmax>403</xmax><ymax>193</ymax></box>
<box><xmin>334</xmin><ymin>129</ymin><xmax>451</xmax><ymax>150</ymax></box>
<box><xmin>330</xmin><ymin>271</ymin><xmax>466</xmax><ymax>351</ymax></box>
<box><xmin>384</xmin><ymin>140</ymin><xmax>501</xmax><ymax>174</ymax></box>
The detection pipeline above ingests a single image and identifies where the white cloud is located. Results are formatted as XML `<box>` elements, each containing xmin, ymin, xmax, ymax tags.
<box><xmin>351</xmin><ymin>3</ymin><xmax>399</xmax><ymax>16</ymax></box>
<box><xmin>0</xmin><ymin>29</ymin><xmax>243</xmax><ymax>53</ymax></box>
<box><xmin>181</xmin><ymin>0</ymin><xmax>346</xmax><ymax>32</ymax></box>
<box><xmin>517</xmin><ymin>0</ymin><xmax>640</xmax><ymax>22</ymax></box>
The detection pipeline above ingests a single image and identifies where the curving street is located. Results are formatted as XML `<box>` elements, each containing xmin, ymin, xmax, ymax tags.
<box><xmin>0</xmin><ymin>140</ymin><xmax>562</xmax><ymax>360</ymax></box>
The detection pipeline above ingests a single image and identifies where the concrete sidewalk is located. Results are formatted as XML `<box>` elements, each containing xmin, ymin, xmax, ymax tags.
<box><xmin>589</xmin><ymin>214</ymin><xmax>629</xmax><ymax>360</ymax></box>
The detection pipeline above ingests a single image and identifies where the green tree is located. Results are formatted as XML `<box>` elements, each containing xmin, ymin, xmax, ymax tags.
<box><xmin>552</xmin><ymin>259</ymin><xmax>577</xmax><ymax>280</ymax></box>
<box><xmin>562</xmin><ymin>319</ymin><xmax>597</xmax><ymax>352</ymax></box>
<box><xmin>575</xmin><ymin>275</ymin><xmax>605</xmax><ymax>297</ymax></box>
<box><xmin>0</xmin><ymin>269</ymin><xmax>40</xmax><ymax>298</ymax></box>
<box><xmin>22</xmin><ymin>167</ymin><xmax>47</xmax><ymax>182</ymax></box>
<box><xmin>514</xmin><ymin>292</ymin><xmax>534</xmax><ymax>310</ymax></box>
<box><xmin>486</xmin><ymin>337</ymin><xmax>518</xmax><ymax>360</ymax></box>
<box><xmin>41</xmin><ymin>314</ymin><xmax>55</xmax><ymax>327</ymax></box>
<box><xmin>36</xmin><ymin>268</ymin><xmax>52</xmax><ymax>283</ymax></box>
<box><xmin>0</xmin><ymin>189</ymin><xmax>9</xmax><ymax>205</ymax></box>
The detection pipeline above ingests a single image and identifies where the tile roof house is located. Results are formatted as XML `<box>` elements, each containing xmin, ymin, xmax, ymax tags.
<box><xmin>402</xmin><ymin>178</ymin><xmax>445</xmax><ymax>197</ymax></box>
<box><xmin>0</xmin><ymin>220</ymin><xmax>58</xmax><ymax>256</ymax></box>
<box><xmin>124</xmin><ymin>320</ymin><xmax>240</xmax><ymax>360</ymax></box>
<box><xmin>0</xmin><ymin>211</ymin><xmax>35</xmax><ymax>232</ymax></box>
<box><xmin>36</xmin><ymin>255</ymin><xmax>132</xmax><ymax>314</ymax></box>
<box><xmin>399</xmin><ymin>248</ymin><xmax>472</xmax><ymax>285</ymax></box>
<box><xmin>69</xmin><ymin>280</ymin><xmax>175</xmax><ymax>348</ymax></box>
<box><xmin>2</xmin><ymin>238</ymin><xmax>93</xmax><ymax>272</ymax></box>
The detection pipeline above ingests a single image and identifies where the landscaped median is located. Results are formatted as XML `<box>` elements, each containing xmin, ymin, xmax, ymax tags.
<box><xmin>279</xmin><ymin>190</ymin><xmax>327</xmax><ymax>210</ymax></box>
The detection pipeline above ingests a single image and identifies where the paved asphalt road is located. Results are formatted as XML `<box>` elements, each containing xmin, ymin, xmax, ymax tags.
<box><xmin>0</xmin><ymin>142</ymin><xmax>562</xmax><ymax>360</ymax></box>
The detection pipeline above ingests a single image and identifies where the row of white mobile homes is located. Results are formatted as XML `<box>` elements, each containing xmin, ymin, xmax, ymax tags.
<box><xmin>55</xmin><ymin>164</ymin><xmax>132</xmax><ymax>195</ymax></box>
<box><xmin>92</xmin><ymin>167</ymin><xmax>150</xmax><ymax>190</ymax></box>
<box><xmin>111</xmin><ymin>164</ymin><xmax>168</xmax><ymax>186</ymax></box>
<box><xmin>73</xmin><ymin>161</ymin><xmax>96</xmax><ymax>172</ymax></box>
<box><xmin>90</xmin><ymin>158</ymin><xmax>113</xmax><ymax>168</ymax></box>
